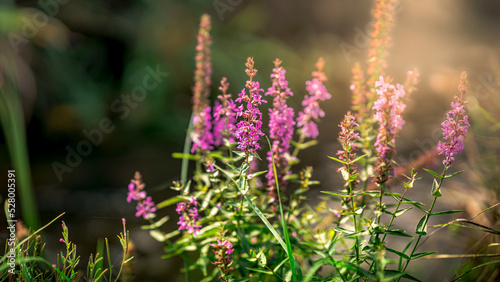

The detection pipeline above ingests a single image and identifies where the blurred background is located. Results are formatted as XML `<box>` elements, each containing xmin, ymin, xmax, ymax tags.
<box><xmin>0</xmin><ymin>0</ymin><xmax>499</xmax><ymax>281</ymax></box>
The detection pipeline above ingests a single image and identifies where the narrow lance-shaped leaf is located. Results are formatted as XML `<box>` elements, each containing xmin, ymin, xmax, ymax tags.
<box><xmin>431</xmin><ymin>179</ymin><xmax>441</xmax><ymax>197</ymax></box>
<box><xmin>416</xmin><ymin>215</ymin><xmax>428</xmax><ymax>235</ymax></box>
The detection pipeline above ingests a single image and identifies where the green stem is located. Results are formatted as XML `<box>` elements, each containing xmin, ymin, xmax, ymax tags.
<box><xmin>364</xmin><ymin>186</ymin><xmax>410</xmax><ymax>280</ymax></box>
<box><xmin>183</xmin><ymin>252</ymin><xmax>191</xmax><ymax>282</ymax></box>
<box><xmin>397</xmin><ymin>167</ymin><xmax>447</xmax><ymax>280</ymax></box>
<box><xmin>238</xmin><ymin>174</ymin><xmax>246</xmax><ymax>216</ymax></box>
<box><xmin>181</xmin><ymin>113</ymin><xmax>194</xmax><ymax>185</ymax></box>
<box><xmin>0</xmin><ymin>59</ymin><xmax>39</xmax><ymax>229</ymax></box>
<box><xmin>381</xmin><ymin>187</ymin><xmax>410</xmax><ymax>243</ymax></box>
<box><xmin>376</xmin><ymin>183</ymin><xmax>386</xmax><ymax>225</ymax></box>
<box><xmin>397</xmin><ymin>196</ymin><xmax>437</xmax><ymax>278</ymax></box>
<box><xmin>268</xmin><ymin>136</ymin><xmax>297</xmax><ymax>282</ymax></box>
<box><xmin>348</xmin><ymin>176</ymin><xmax>360</xmax><ymax>265</ymax></box>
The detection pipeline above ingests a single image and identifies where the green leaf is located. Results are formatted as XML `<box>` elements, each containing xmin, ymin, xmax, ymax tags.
<box><xmin>454</xmin><ymin>259</ymin><xmax>500</xmax><ymax>280</ymax></box>
<box><xmin>341</xmin><ymin>169</ymin><xmax>349</xmax><ymax>181</ymax></box>
<box><xmin>140</xmin><ymin>216</ymin><xmax>169</xmax><ymax>230</ymax></box>
<box><xmin>273</xmin><ymin>257</ymin><xmax>289</xmax><ymax>273</ymax></box>
<box><xmin>321</xmin><ymin>191</ymin><xmax>350</xmax><ymax>198</ymax></box>
<box><xmin>201</xmin><ymin>189</ymin><xmax>213</xmax><ymax>209</ymax></box>
<box><xmin>156</xmin><ymin>196</ymin><xmax>185</xmax><ymax>209</ymax></box>
<box><xmin>383</xmin><ymin>270</ymin><xmax>422</xmax><ymax>282</ymax></box>
<box><xmin>384</xmin><ymin>229</ymin><xmax>413</xmax><ymax>237</ymax></box>
<box><xmin>294</xmin><ymin>139</ymin><xmax>318</xmax><ymax>150</ymax></box>
<box><xmin>164</xmin><ymin>230</ymin><xmax>180</xmax><ymax>241</ymax></box>
<box><xmin>256</xmin><ymin>250</ymin><xmax>267</xmax><ymax>267</ymax></box>
<box><xmin>284</xmin><ymin>270</ymin><xmax>293</xmax><ymax>282</ymax></box>
<box><xmin>400</xmin><ymin>273</ymin><xmax>422</xmax><ymax>282</ymax></box>
<box><xmin>327</xmin><ymin>155</ymin><xmax>347</xmax><ymax>165</ymax></box>
<box><xmin>429</xmin><ymin>210</ymin><xmax>465</xmax><ymax>216</ymax></box>
<box><xmin>246</xmin><ymin>267</ymin><xmax>273</xmax><ymax>275</ymax></box>
<box><xmin>226</xmin><ymin>163</ymin><xmax>239</xmax><ymax>172</ymax></box>
<box><xmin>416</xmin><ymin>215</ymin><xmax>428</xmax><ymax>235</ymax></box>
<box><xmin>149</xmin><ymin>230</ymin><xmax>166</xmax><ymax>242</ymax></box>
<box><xmin>233</xmin><ymin>150</ymin><xmax>246</xmax><ymax>158</ymax></box>
<box><xmin>349</xmin><ymin>154</ymin><xmax>367</xmax><ymax>164</ymax></box>
<box><xmin>411</xmin><ymin>251</ymin><xmax>436</xmax><ymax>260</ymax></box>
<box><xmin>248</xmin><ymin>170</ymin><xmax>267</xmax><ymax>179</ymax></box>
<box><xmin>172</xmin><ymin>152</ymin><xmax>199</xmax><ymax>160</ymax></box>
<box><xmin>347</xmin><ymin>173</ymin><xmax>359</xmax><ymax>183</ymax></box>
<box><xmin>333</xmin><ymin>227</ymin><xmax>354</xmax><ymax>234</ymax></box>
<box><xmin>302</xmin><ymin>258</ymin><xmax>328</xmax><ymax>282</ymax></box>
<box><xmin>431</xmin><ymin>179</ymin><xmax>441</xmax><ymax>197</ymax></box>
<box><xmin>386</xmin><ymin>248</ymin><xmax>410</xmax><ymax>260</ymax></box>
<box><xmin>444</xmin><ymin>170</ymin><xmax>464</xmax><ymax>179</ymax></box>
<box><xmin>422</xmin><ymin>168</ymin><xmax>441</xmax><ymax>178</ymax></box>
<box><xmin>403</xmin><ymin>182</ymin><xmax>413</xmax><ymax>189</ymax></box>
<box><xmin>394</xmin><ymin>208</ymin><xmax>412</xmax><ymax>217</ymax></box>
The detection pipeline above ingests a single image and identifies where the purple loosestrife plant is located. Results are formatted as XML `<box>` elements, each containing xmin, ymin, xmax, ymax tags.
<box><xmin>176</xmin><ymin>196</ymin><xmax>202</xmax><ymax>237</ymax></box>
<box><xmin>128</xmin><ymin>171</ymin><xmax>156</xmax><ymax>219</ymax></box>
<box><xmin>398</xmin><ymin>72</ymin><xmax>471</xmax><ymax>279</ymax></box>
<box><xmin>191</xmin><ymin>14</ymin><xmax>214</xmax><ymax>153</ymax></box>
<box><xmin>266</xmin><ymin>58</ymin><xmax>295</xmax><ymax>198</ymax></box>
<box><xmin>213</xmin><ymin>77</ymin><xmax>237</xmax><ymax>147</ymax></box>
<box><xmin>336</xmin><ymin>111</ymin><xmax>360</xmax><ymax>178</ymax></box>
<box><xmin>372</xmin><ymin>76</ymin><xmax>406</xmax><ymax>185</ymax></box>
<box><xmin>335</xmin><ymin>111</ymin><xmax>361</xmax><ymax>261</ymax></box>
<box><xmin>437</xmin><ymin>72</ymin><xmax>470</xmax><ymax>167</ymax></box>
<box><xmin>210</xmin><ymin>236</ymin><xmax>234</xmax><ymax>281</ymax></box>
<box><xmin>297</xmin><ymin>57</ymin><xmax>332</xmax><ymax>139</ymax></box>
<box><xmin>191</xmin><ymin>106</ymin><xmax>214</xmax><ymax>153</ymax></box>
<box><xmin>235</xmin><ymin>57</ymin><xmax>266</xmax><ymax>161</ymax></box>
<box><xmin>120</xmin><ymin>4</ymin><xmax>494</xmax><ymax>282</ymax></box>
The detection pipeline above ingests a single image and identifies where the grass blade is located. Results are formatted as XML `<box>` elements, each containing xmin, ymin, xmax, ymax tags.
<box><xmin>266</xmin><ymin>136</ymin><xmax>298</xmax><ymax>282</ymax></box>
<box><xmin>181</xmin><ymin>113</ymin><xmax>194</xmax><ymax>185</ymax></box>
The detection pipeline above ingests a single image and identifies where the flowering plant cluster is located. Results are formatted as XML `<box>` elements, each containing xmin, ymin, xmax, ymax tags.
<box><xmin>127</xmin><ymin>171</ymin><xmax>156</xmax><ymax>219</ymax></box>
<box><xmin>176</xmin><ymin>196</ymin><xmax>202</xmax><ymax>237</ymax></box>
<box><xmin>122</xmin><ymin>3</ymin><xmax>498</xmax><ymax>282</ymax></box>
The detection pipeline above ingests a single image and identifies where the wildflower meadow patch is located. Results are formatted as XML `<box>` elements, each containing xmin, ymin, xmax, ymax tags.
<box><xmin>121</xmin><ymin>5</ymin><xmax>497</xmax><ymax>282</ymax></box>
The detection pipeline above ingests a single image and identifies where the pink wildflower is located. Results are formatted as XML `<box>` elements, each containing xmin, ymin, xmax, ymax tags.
<box><xmin>372</xmin><ymin>76</ymin><xmax>406</xmax><ymax>184</ymax></box>
<box><xmin>437</xmin><ymin>72</ymin><xmax>469</xmax><ymax>167</ymax></box>
<box><xmin>297</xmin><ymin>58</ymin><xmax>332</xmax><ymax>139</ymax></box>
<box><xmin>191</xmin><ymin>14</ymin><xmax>213</xmax><ymax>153</ymax></box>
<box><xmin>235</xmin><ymin>57</ymin><xmax>266</xmax><ymax>158</ymax></box>
<box><xmin>176</xmin><ymin>196</ymin><xmax>202</xmax><ymax>237</ymax></box>
<box><xmin>213</xmin><ymin>77</ymin><xmax>237</xmax><ymax>147</ymax></box>
<box><xmin>211</xmin><ymin>238</ymin><xmax>234</xmax><ymax>281</ymax></box>
<box><xmin>266</xmin><ymin>59</ymin><xmax>295</xmax><ymax>197</ymax></box>
<box><xmin>127</xmin><ymin>171</ymin><xmax>156</xmax><ymax>219</ymax></box>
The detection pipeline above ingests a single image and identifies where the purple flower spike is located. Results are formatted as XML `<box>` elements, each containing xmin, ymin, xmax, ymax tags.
<box><xmin>336</xmin><ymin>112</ymin><xmax>360</xmax><ymax>188</ymax></box>
<box><xmin>190</xmin><ymin>14</ymin><xmax>213</xmax><ymax>153</ymax></box>
<box><xmin>265</xmin><ymin>58</ymin><xmax>295</xmax><ymax>197</ymax></box>
<box><xmin>213</xmin><ymin>77</ymin><xmax>237</xmax><ymax>147</ymax></box>
<box><xmin>127</xmin><ymin>182</ymin><xmax>146</xmax><ymax>203</ymax></box>
<box><xmin>297</xmin><ymin>58</ymin><xmax>332</xmax><ymax>139</ymax></box>
<box><xmin>135</xmin><ymin>196</ymin><xmax>157</xmax><ymax>219</ymax></box>
<box><xmin>373</xmin><ymin>76</ymin><xmax>406</xmax><ymax>161</ymax></box>
<box><xmin>211</xmin><ymin>237</ymin><xmax>234</xmax><ymax>280</ymax></box>
<box><xmin>127</xmin><ymin>172</ymin><xmax>156</xmax><ymax>219</ymax></box>
<box><xmin>372</xmin><ymin>76</ymin><xmax>407</xmax><ymax>184</ymax></box>
<box><xmin>235</xmin><ymin>57</ymin><xmax>266</xmax><ymax>158</ymax></box>
<box><xmin>191</xmin><ymin>106</ymin><xmax>214</xmax><ymax>153</ymax></box>
<box><xmin>437</xmin><ymin>72</ymin><xmax>469</xmax><ymax>167</ymax></box>
<box><xmin>176</xmin><ymin>196</ymin><xmax>202</xmax><ymax>237</ymax></box>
